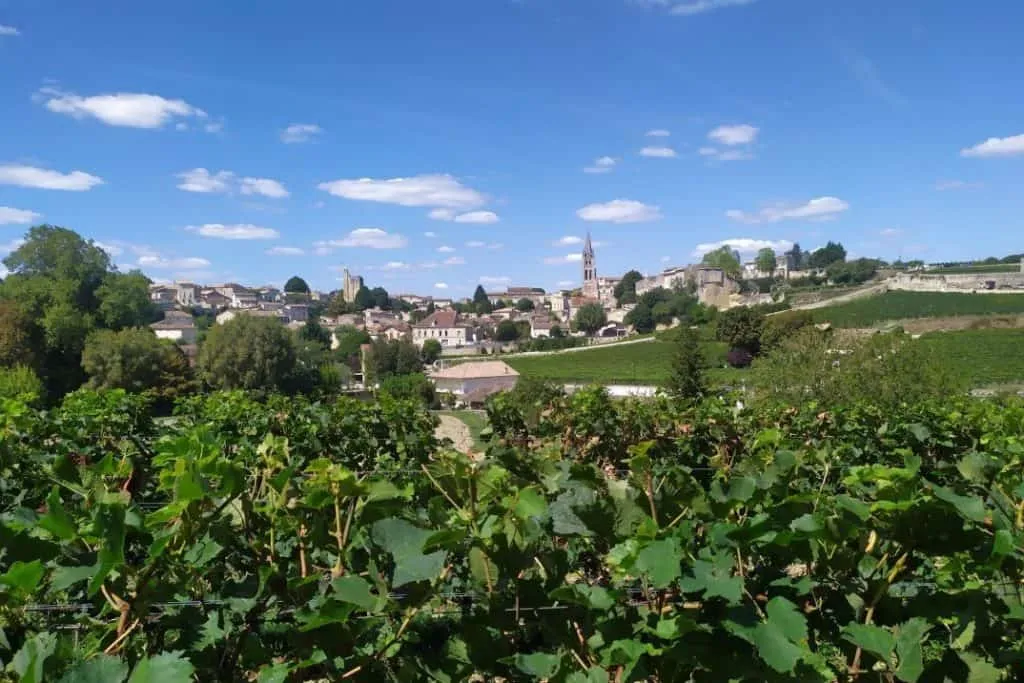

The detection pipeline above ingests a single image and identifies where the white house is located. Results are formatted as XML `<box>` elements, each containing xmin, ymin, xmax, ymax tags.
<box><xmin>174</xmin><ymin>282</ymin><xmax>198</xmax><ymax>307</ymax></box>
<box><xmin>431</xmin><ymin>360</ymin><xmax>519</xmax><ymax>396</ymax></box>
<box><xmin>149</xmin><ymin>285</ymin><xmax>177</xmax><ymax>310</ymax></box>
<box><xmin>150</xmin><ymin>311</ymin><xmax>197</xmax><ymax>344</ymax></box>
<box><xmin>412</xmin><ymin>310</ymin><xmax>475</xmax><ymax>348</ymax></box>
<box><xmin>530</xmin><ymin>317</ymin><xmax>554</xmax><ymax>338</ymax></box>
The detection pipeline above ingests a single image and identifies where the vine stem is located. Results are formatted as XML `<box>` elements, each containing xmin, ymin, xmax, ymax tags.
<box><xmin>849</xmin><ymin>552</ymin><xmax>909</xmax><ymax>678</ymax></box>
<box><xmin>103</xmin><ymin>618</ymin><xmax>141</xmax><ymax>654</ymax></box>
<box><xmin>421</xmin><ymin>465</ymin><xmax>462</xmax><ymax>511</ymax></box>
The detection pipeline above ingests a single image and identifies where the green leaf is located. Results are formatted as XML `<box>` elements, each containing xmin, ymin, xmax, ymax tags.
<box><xmin>38</xmin><ymin>488</ymin><xmax>77</xmax><ymax>540</ymax></box>
<box><xmin>422</xmin><ymin>528</ymin><xmax>466</xmax><ymax>553</ymax></box>
<box><xmin>127</xmin><ymin>652</ymin><xmax>195</xmax><ymax>683</ymax></box>
<box><xmin>565</xmin><ymin>669</ymin><xmax>610</xmax><ymax>683</ymax></box>
<box><xmin>51</xmin><ymin>563</ymin><xmax>99</xmax><ymax>591</ymax></box>
<box><xmin>679</xmin><ymin>555</ymin><xmax>743</xmax><ymax>603</ymax></box>
<box><xmin>57</xmin><ymin>655</ymin><xmax>129</xmax><ymax>683</ymax></box>
<box><xmin>728</xmin><ymin>476</ymin><xmax>757</xmax><ymax>502</ymax></box>
<box><xmin>550</xmin><ymin>584</ymin><xmax>615</xmax><ymax>611</ymax></box>
<box><xmin>182</xmin><ymin>534</ymin><xmax>223</xmax><ymax>568</ymax></box>
<box><xmin>331</xmin><ymin>575</ymin><xmax>376</xmax><ymax>610</ymax></box>
<box><xmin>835</xmin><ymin>495</ymin><xmax>871</xmax><ymax>521</ymax></box>
<box><xmin>906</xmin><ymin>423</ymin><xmax>930</xmax><ymax>442</ymax></box>
<box><xmin>842</xmin><ymin>623</ymin><xmax>895</xmax><ymax>663</ymax></box>
<box><xmin>635</xmin><ymin>538</ymin><xmax>680</xmax><ymax>589</ymax></box>
<box><xmin>766</xmin><ymin>597</ymin><xmax>807</xmax><ymax>642</ymax></box>
<box><xmin>469</xmin><ymin>547</ymin><xmax>500</xmax><ymax>588</ymax></box>
<box><xmin>992</xmin><ymin>529</ymin><xmax>1015</xmax><ymax>557</ymax></box>
<box><xmin>10</xmin><ymin>632</ymin><xmax>56</xmax><ymax>683</ymax></box>
<box><xmin>752</xmin><ymin>621</ymin><xmax>804</xmax><ymax>673</ymax></box>
<box><xmin>512</xmin><ymin>652</ymin><xmax>561</xmax><ymax>678</ymax></box>
<box><xmin>930</xmin><ymin>484</ymin><xmax>986</xmax><ymax>523</ymax></box>
<box><xmin>196</xmin><ymin>612</ymin><xmax>228</xmax><ymax>650</ymax></box>
<box><xmin>514</xmin><ymin>488</ymin><xmax>548</xmax><ymax>522</ymax></box>
<box><xmin>959</xmin><ymin>652</ymin><xmax>1002</xmax><ymax>683</ymax></box>
<box><xmin>256</xmin><ymin>662</ymin><xmax>291</xmax><ymax>683</ymax></box>
<box><xmin>0</xmin><ymin>560</ymin><xmax>45</xmax><ymax>593</ymax></box>
<box><xmin>790</xmin><ymin>513</ymin><xmax>822</xmax><ymax>533</ymax></box>
<box><xmin>372</xmin><ymin>518</ymin><xmax>446</xmax><ymax>588</ymax></box>
<box><xmin>894</xmin><ymin>618</ymin><xmax>931</xmax><ymax>682</ymax></box>
<box><xmin>89</xmin><ymin>502</ymin><xmax>127</xmax><ymax>596</ymax></box>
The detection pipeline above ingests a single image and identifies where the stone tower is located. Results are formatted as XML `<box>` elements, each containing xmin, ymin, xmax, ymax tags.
<box><xmin>582</xmin><ymin>231</ymin><xmax>599</xmax><ymax>300</ymax></box>
<box><xmin>342</xmin><ymin>268</ymin><xmax>363</xmax><ymax>303</ymax></box>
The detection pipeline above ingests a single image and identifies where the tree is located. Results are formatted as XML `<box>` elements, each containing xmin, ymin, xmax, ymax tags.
<box><xmin>333</xmin><ymin>325</ymin><xmax>371</xmax><ymax>359</ymax></box>
<box><xmin>353</xmin><ymin>286</ymin><xmax>375</xmax><ymax>311</ymax></box>
<box><xmin>714</xmin><ymin>306</ymin><xmax>765</xmax><ymax>354</ymax></box>
<box><xmin>0</xmin><ymin>365</ymin><xmax>44</xmax><ymax>404</ymax></box>
<box><xmin>625</xmin><ymin>303</ymin><xmax>655</xmax><ymax>334</ymax></box>
<box><xmin>380</xmin><ymin>373</ymin><xmax>436</xmax><ymax>407</ymax></box>
<box><xmin>421</xmin><ymin>338</ymin><xmax>443</xmax><ymax>364</ymax></box>
<box><xmin>284</xmin><ymin>276</ymin><xmax>310</xmax><ymax>294</ymax></box>
<box><xmin>95</xmin><ymin>271</ymin><xmax>158</xmax><ymax>330</ymax></box>
<box><xmin>473</xmin><ymin>285</ymin><xmax>492</xmax><ymax>314</ymax></box>
<box><xmin>665</xmin><ymin>327</ymin><xmax>706</xmax><ymax>400</ymax></box>
<box><xmin>550</xmin><ymin>324</ymin><xmax>564</xmax><ymax>338</ymax></box>
<box><xmin>82</xmin><ymin>328</ymin><xmax>193</xmax><ymax>399</ymax></box>
<box><xmin>701</xmin><ymin>246</ymin><xmax>741</xmax><ymax>279</ymax></box>
<box><xmin>786</xmin><ymin>243</ymin><xmax>804</xmax><ymax>269</ymax></box>
<box><xmin>573</xmin><ymin>303</ymin><xmax>607</xmax><ymax>335</ymax></box>
<box><xmin>613</xmin><ymin>270</ymin><xmax>644</xmax><ymax>306</ymax></box>
<box><xmin>198</xmin><ymin>315</ymin><xmax>298</xmax><ymax>392</ymax></box>
<box><xmin>807</xmin><ymin>241</ymin><xmax>847</xmax><ymax>269</ymax></box>
<box><xmin>826</xmin><ymin>258</ymin><xmax>880</xmax><ymax>285</ymax></box>
<box><xmin>0</xmin><ymin>301</ymin><xmax>37</xmax><ymax>368</ymax></box>
<box><xmin>760</xmin><ymin>310</ymin><xmax>815</xmax><ymax>353</ymax></box>
<box><xmin>515</xmin><ymin>298</ymin><xmax>535</xmax><ymax>312</ymax></box>
<box><xmin>366</xmin><ymin>338</ymin><xmax>422</xmax><ymax>381</ymax></box>
<box><xmin>370</xmin><ymin>286</ymin><xmax>390</xmax><ymax>310</ymax></box>
<box><xmin>495</xmin><ymin>320</ymin><xmax>520</xmax><ymax>342</ymax></box>
<box><xmin>299</xmin><ymin>318</ymin><xmax>332</xmax><ymax>349</ymax></box>
<box><xmin>755</xmin><ymin>248</ymin><xmax>777</xmax><ymax>277</ymax></box>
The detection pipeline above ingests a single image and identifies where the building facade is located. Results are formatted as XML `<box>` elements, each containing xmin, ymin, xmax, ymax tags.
<box><xmin>342</xmin><ymin>268</ymin><xmax>364</xmax><ymax>303</ymax></box>
<box><xmin>582</xmin><ymin>232</ymin><xmax>599</xmax><ymax>300</ymax></box>
<box><xmin>412</xmin><ymin>310</ymin><xmax>475</xmax><ymax>348</ymax></box>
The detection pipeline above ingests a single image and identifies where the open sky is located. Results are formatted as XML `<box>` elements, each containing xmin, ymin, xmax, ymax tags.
<box><xmin>1</xmin><ymin>0</ymin><xmax>1022</xmax><ymax>297</ymax></box>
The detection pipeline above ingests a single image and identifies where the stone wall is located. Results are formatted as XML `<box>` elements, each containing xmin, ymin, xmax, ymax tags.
<box><xmin>889</xmin><ymin>272</ymin><xmax>1024</xmax><ymax>293</ymax></box>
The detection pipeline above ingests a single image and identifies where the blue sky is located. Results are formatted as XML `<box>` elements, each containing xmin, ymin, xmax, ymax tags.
<box><xmin>1</xmin><ymin>0</ymin><xmax>1022</xmax><ymax>297</ymax></box>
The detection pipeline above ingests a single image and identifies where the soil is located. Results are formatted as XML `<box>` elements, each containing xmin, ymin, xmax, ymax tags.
<box><xmin>435</xmin><ymin>414</ymin><xmax>474</xmax><ymax>454</ymax></box>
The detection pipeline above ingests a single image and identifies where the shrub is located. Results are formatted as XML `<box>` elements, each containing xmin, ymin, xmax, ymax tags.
<box><xmin>715</xmin><ymin>307</ymin><xmax>765</xmax><ymax>353</ymax></box>
<box><xmin>725</xmin><ymin>347</ymin><xmax>754</xmax><ymax>368</ymax></box>
<box><xmin>0</xmin><ymin>365</ymin><xmax>44</xmax><ymax>404</ymax></box>
<box><xmin>380</xmin><ymin>372</ymin><xmax>436</xmax><ymax>407</ymax></box>
<box><xmin>760</xmin><ymin>310</ymin><xmax>816</xmax><ymax>352</ymax></box>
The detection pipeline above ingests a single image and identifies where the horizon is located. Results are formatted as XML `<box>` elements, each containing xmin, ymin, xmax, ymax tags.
<box><xmin>2</xmin><ymin>0</ymin><xmax>1023</xmax><ymax>298</ymax></box>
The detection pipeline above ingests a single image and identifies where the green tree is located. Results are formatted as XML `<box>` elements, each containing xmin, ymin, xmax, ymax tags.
<box><xmin>665</xmin><ymin>327</ymin><xmax>706</xmax><ymax>400</ymax></box>
<box><xmin>366</xmin><ymin>338</ymin><xmax>422</xmax><ymax>381</ymax></box>
<box><xmin>380</xmin><ymin>372</ymin><xmax>436</xmax><ymax>406</ymax></box>
<box><xmin>284</xmin><ymin>276</ymin><xmax>310</xmax><ymax>294</ymax></box>
<box><xmin>473</xmin><ymin>285</ymin><xmax>493</xmax><ymax>314</ymax></box>
<box><xmin>807</xmin><ymin>241</ymin><xmax>847</xmax><ymax>269</ymax></box>
<box><xmin>0</xmin><ymin>301</ymin><xmax>38</xmax><ymax>368</ymax></box>
<box><xmin>760</xmin><ymin>310</ymin><xmax>815</xmax><ymax>353</ymax></box>
<box><xmin>82</xmin><ymin>328</ymin><xmax>194</xmax><ymax>398</ymax></box>
<box><xmin>96</xmin><ymin>270</ymin><xmax>159</xmax><ymax>330</ymax></box>
<box><xmin>198</xmin><ymin>315</ymin><xmax>298</xmax><ymax>392</ymax></box>
<box><xmin>714</xmin><ymin>306</ymin><xmax>765</xmax><ymax>353</ymax></box>
<box><xmin>825</xmin><ymin>258</ymin><xmax>880</xmax><ymax>285</ymax></box>
<box><xmin>701</xmin><ymin>246</ymin><xmax>742</xmax><ymax>279</ymax></box>
<box><xmin>299</xmin><ymin>318</ymin><xmax>332</xmax><ymax>349</ymax></box>
<box><xmin>495</xmin><ymin>320</ymin><xmax>520</xmax><ymax>342</ymax></box>
<box><xmin>333</xmin><ymin>325</ymin><xmax>371</xmax><ymax>359</ymax></box>
<box><xmin>0</xmin><ymin>365</ymin><xmax>44</xmax><ymax>404</ymax></box>
<box><xmin>370</xmin><ymin>286</ymin><xmax>391</xmax><ymax>310</ymax></box>
<box><xmin>755</xmin><ymin>248</ymin><xmax>777</xmax><ymax>277</ymax></box>
<box><xmin>515</xmin><ymin>298</ymin><xmax>535</xmax><ymax>312</ymax></box>
<box><xmin>421</xmin><ymin>338</ymin><xmax>443</xmax><ymax>364</ymax></box>
<box><xmin>625</xmin><ymin>303</ymin><xmax>655</xmax><ymax>333</ymax></box>
<box><xmin>353</xmin><ymin>286</ymin><xmax>375</xmax><ymax>311</ymax></box>
<box><xmin>613</xmin><ymin>270</ymin><xmax>643</xmax><ymax>306</ymax></box>
<box><xmin>550</xmin><ymin>324</ymin><xmax>564</xmax><ymax>338</ymax></box>
<box><xmin>572</xmin><ymin>303</ymin><xmax>607</xmax><ymax>335</ymax></box>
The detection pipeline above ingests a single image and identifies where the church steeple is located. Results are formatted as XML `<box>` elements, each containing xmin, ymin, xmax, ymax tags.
<box><xmin>582</xmin><ymin>230</ymin><xmax>599</xmax><ymax>300</ymax></box>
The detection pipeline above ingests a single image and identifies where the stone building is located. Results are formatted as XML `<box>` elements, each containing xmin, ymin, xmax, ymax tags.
<box><xmin>582</xmin><ymin>232</ymin><xmax>599</xmax><ymax>300</ymax></box>
<box><xmin>341</xmin><ymin>268</ymin><xmax>364</xmax><ymax>303</ymax></box>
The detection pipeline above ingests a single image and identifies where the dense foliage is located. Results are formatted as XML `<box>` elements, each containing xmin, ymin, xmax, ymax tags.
<box><xmin>573</xmin><ymin>303</ymin><xmax>608</xmax><ymax>335</ymax></box>
<box><xmin>5</xmin><ymin>387</ymin><xmax>1024</xmax><ymax>680</ymax></box>
<box><xmin>811</xmin><ymin>291</ymin><xmax>1024</xmax><ymax>328</ymax></box>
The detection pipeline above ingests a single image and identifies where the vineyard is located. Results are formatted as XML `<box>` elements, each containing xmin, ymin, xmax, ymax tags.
<box><xmin>810</xmin><ymin>291</ymin><xmax>1024</xmax><ymax>328</ymax></box>
<box><xmin>3</xmin><ymin>387</ymin><xmax>1024</xmax><ymax>681</ymax></box>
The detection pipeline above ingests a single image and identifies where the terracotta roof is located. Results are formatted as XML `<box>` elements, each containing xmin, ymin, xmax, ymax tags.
<box><xmin>433</xmin><ymin>361</ymin><xmax>519</xmax><ymax>380</ymax></box>
<box><xmin>414</xmin><ymin>309</ymin><xmax>461</xmax><ymax>328</ymax></box>
<box><xmin>150</xmin><ymin>312</ymin><xmax>196</xmax><ymax>330</ymax></box>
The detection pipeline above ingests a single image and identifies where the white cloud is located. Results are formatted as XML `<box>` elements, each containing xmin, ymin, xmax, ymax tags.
<box><xmin>424</xmin><ymin>231</ymin><xmax>437</xmax><ymax>238</ymax></box>
<box><xmin>543</xmin><ymin>253</ymin><xmax>584</xmax><ymax>265</ymax></box>
<box><xmin>0</xmin><ymin>206</ymin><xmax>42</xmax><ymax>225</ymax></box>
<box><xmin>466</xmin><ymin>240</ymin><xmax>486</xmax><ymax>248</ymax></box>
<box><xmin>935</xmin><ymin>179</ymin><xmax>982</xmax><ymax>191</ymax></box>
<box><xmin>39</xmin><ymin>88</ymin><xmax>208</xmax><ymax>129</ymax></box>
<box><xmin>879</xmin><ymin>228</ymin><xmax>902</xmax><ymax>237</ymax></box>
<box><xmin>434</xmin><ymin>282</ymin><xmax>449</xmax><ymax>289</ymax></box>
<box><xmin>437</xmin><ymin>245</ymin><xmax>456</xmax><ymax>253</ymax></box>
<box><xmin>0</xmin><ymin>164</ymin><xmax>104</xmax><ymax>191</ymax></box>
<box><xmin>646</xmin><ymin>129</ymin><xmax>671</xmax><ymax>137</ymax></box>
<box><xmin>726</xmin><ymin>196</ymin><xmax>850</xmax><ymax>224</ymax></box>
<box><xmin>138</xmin><ymin>254</ymin><xmax>211</xmax><ymax>269</ymax></box>
<box><xmin>379</xmin><ymin>261</ymin><xmax>410</xmax><ymax>271</ymax></box>
<box><xmin>700</xmin><ymin>147</ymin><xmax>754</xmax><ymax>161</ymax></box>
<box><xmin>429</xmin><ymin>208</ymin><xmax>456</xmax><ymax>221</ymax></box>
<box><xmin>670</xmin><ymin>0</ymin><xmax>756</xmax><ymax>15</ymax></box>
<box><xmin>554</xmin><ymin>235</ymin><xmax>583</xmax><ymax>246</ymax></box>
<box><xmin>444</xmin><ymin>256</ymin><xmax>466</xmax><ymax>265</ymax></box>
<box><xmin>960</xmin><ymin>133</ymin><xmax>1024</xmax><ymax>158</ymax></box>
<box><xmin>479</xmin><ymin>275</ymin><xmax>511</xmax><ymax>286</ymax></box>
<box><xmin>0</xmin><ymin>238</ymin><xmax>25</xmax><ymax>256</ymax></box>
<box><xmin>0</xmin><ymin>24</ymin><xmax>20</xmax><ymax>36</ymax></box>
<box><xmin>93</xmin><ymin>241</ymin><xmax>124</xmax><ymax>257</ymax></box>
<box><xmin>708</xmin><ymin>124</ymin><xmax>759</xmax><ymax>145</ymax></box>
<box><xmin>176</xmin><ymin>168</ymin><xmax>234</xmax><ymax>193</ymax></box>
<box><xmin>692</xmin><ymin>238</ymin><xmax>792</xmax><ymax>257</ymax></box>
<box><xmin>266</xmin><ymin>246</ymin><xmax>305</xmax><ymax>255</ymax></box>
<box><xmin>640</xmin><ymin>146</ymin><xmax>678</xmax><ymax>158</ymax></box>
<box><xmin>240</xmin><ymin>177</ymin><xmax>289</xmax><ymax>199</ymax></box>
<box><xmin>316</xmin><ymin>228</ymin><xmax>408</xmax><ymax>250</ymax></box>
<box><xmin>454</xmin><ymin>210</ymin><xmax>499</xmax><ymax>224</ymax></box>
<box><xmin>577</xmin><ymin>199</ymin><xmax>662</xmax><ymax>224</ymax></box>
<box><xmin>186</xmin><ymin>223</ymin><xmax>280</xmax><ymax>240</ymax></box>
<box><xmin>557</xmin><ymin>280</ymin><xmax>575</xmax><ymax>287</ymax></box>
<box><xmin>203</xmin><ymin>121</ymin><xmax>224</xmax><ymax>134</ymax></box>
<box><xmin>318</xmin><ymin>173</ymin><xmax>486</xmax><ymax>209</ymax></box>
<box><xmin>584</xmin><ymin>156</ymin><xmax>617</xmax><ymax>174</ymax></box>
<box><xmin>281</xmin><ymin>123</ymin><xmax>322</xmax><ymax>143</ymax></box>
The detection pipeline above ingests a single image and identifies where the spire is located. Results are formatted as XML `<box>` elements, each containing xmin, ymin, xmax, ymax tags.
<box><xmin>583</xmin><ymin>230</ymin><xmax>594</xmax><ymax>256</ymax></box>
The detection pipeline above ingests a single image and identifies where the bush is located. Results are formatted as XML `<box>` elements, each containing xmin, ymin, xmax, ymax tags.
<box><xmin>725</xmin><ymin>347</ymin><xmax>754</xmax><ymax>368</ymax></box>
<box><xmin>495</xmin><ymin>320</ymin><xmax>520</xmax><ymax>342</ymax></box>
<box><xmin>421</xmin><ymin>338</ymin><xmax>443</xmax><ymax>364</ymax></box>
<box><xmin>760</xmin><ymin>310</ymin><xmax>816</xmax><ymax>352</ymax></box>
<box><xmin>380</xmin><ymin>372</ymin><xmax>436</xmax><ymax>407</ymax></box>
<box><xmin>198</xmin><ymin>315</ymin><xmax>298</xmax><ymax>393</ymax></box>
<box><xmin>714</xmin><ymin>307</ymin><xmax>765</xmax><ymax>353</ymax></box>
<box><xmin>0</xmin><ymin>365</ymin><xmax>43</xmax><ymax>404</ymax></box>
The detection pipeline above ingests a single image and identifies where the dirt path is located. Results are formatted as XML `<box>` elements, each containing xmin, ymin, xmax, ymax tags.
<box><xmin>435</xmin><ymin>414</ymin><xmax>474</xmax><ymax>454</ymax></box>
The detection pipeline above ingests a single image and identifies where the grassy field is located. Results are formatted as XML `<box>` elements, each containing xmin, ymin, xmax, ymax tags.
<box><xmin>503</xmin><ymin>337</ymin><xmax>734</xmax><ymax>385</ymax></box>
<box><xmin>929</xmin><ymin>264</ymin><xmax>1019</xmax><ymax>275</ymax></box>
<box><xmin>810</xmin><ymin>291</ymin><xmax>1024</xmax><ymax>328</ymax></box>
<box><xmin>917</xmin><ymin>328</ymin><xmax>1024</xmax><ymax>387</ymax></box>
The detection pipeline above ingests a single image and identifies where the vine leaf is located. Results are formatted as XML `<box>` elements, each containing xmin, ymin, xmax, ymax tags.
<box><xmin>196</xmin><ymin>612</ymin><xmax>229</xmax><ymax>651</ymax></box>
<box><xmin>0</xmin><ymin>560</ymin><xmax>45</xmax><ymax>593</ymax></box>
<box><xmin>371</xmin><ymin>518</ymin><xmax>446</xmax><ymax>588</ymax></box>
<box><xmin>929</xmin><ymin>483</ymin><xmax>986</xmax><ymax>523</ymax></box>
<box><xmin>126</xmin><ymin>652</ymin><xmax>195</xmax><ymax>683</ymax></box>
<box><xmin>9</xmin><ymin>632</ymin><xmax>57</xmax><ymax>683</ymax></box>
<box><xmin>512</xmin><ymin>652</ymin><xmax>561</xmax><ymax>678</ymax></box>
<box><xmin>751</xmin><ymin>598</ymin><xmax>808</xmax><ymax>673</ymax></box>
<box><xmin>679</xmin><ymin>553</ymin><xmax>742</xmax><ymax>603</ymax></box>
<box><xmin>635</xmin><ymin>538</ymin><xmax>680</xmax><ymax>589</ymax></box>
<box><xmin>331</xmin><ymin>575</ymin><xmax>377</xmax><ymax>610</ymax></box>
<box><xmin>843</xmin><ymin>623</ymin><xmax>895</xmax><ymax>663</ymax></box>
<box><xmin>958</xmin><ymin>652</ymin><xmax>1002</xmax><ymax>683</ymax></box>
<box><xmin>57</xmin><ymin>655</ymin><xmax>129</xmax><ymax>683</ymax></box>
<box><xmin>255</xmin><ymin>662</ymin><xmax>291</xmax><ymax>683</ymax></box>
<box><xmin>894</xmin><ymin>618</ymin><xmax>931</xmax><ymax>682</ymax></box>
<box><xmin>88</xmin><ymin>501</ymin><xmax>127</xmax><ymax>596</ymax></box>
<box><xmin>38</xmin><ymin>488</ymin><xmax>77</xmax><ymax>540</ymax></box>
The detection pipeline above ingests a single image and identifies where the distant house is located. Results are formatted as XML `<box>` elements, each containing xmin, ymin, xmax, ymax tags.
<box><xmin>149</xmin><ymin>285</ymin><xmax>177</xmax><ymax>310</ymax></box>
<box><xmin>199</xmin><ymin>290</ymin><xmax>231</xmax><ymax>309</ymax></box>
<box><xmin>491</xmin><ymin>307</ymin><xmax>517</xmax><ymax>320</ymax></box>
<box><xmin>283</xmin><ymin>304</ymin><xmax>309</xmax><ymax>323</ymax></box>
<box><xmin>216</xmin><ymin>309</ymin><xmax>287</xmax><ymax>325</ymax></box>
<box><xmin>150</xmin><ymin>311</ymin><xmax>197</xmax><ymax>344</ymax></box>
<box><xmin>412</xmin><ymin>310</ymin><xmax>475</xmax><ymax>348</ymax></box>
<box><xmin>431</xmin><ymin>360</ymin><xmax>519</xmax><ymax>396</ymax></box>
<box><xmin>530</xmin><ymin>316</ymin><xmax>554</xmax><ymax>339</ymax></box>
<box><xmin>432</xmin><ymin>298</ymin><xmax>453</xmax><ymax>309</ymax></box>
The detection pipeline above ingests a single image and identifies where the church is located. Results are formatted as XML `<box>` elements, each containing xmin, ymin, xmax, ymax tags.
<box><xmin>580</xmin><ymin>232</ymin><xmax>619</xmax><ymax>304</ymax></box>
